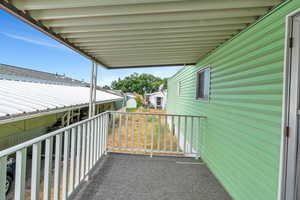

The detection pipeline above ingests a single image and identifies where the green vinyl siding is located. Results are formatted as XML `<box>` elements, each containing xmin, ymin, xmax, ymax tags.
<box><xmin>166</xmin><ymin>1</ymin><xmax>300</xmax><ymax>200</ymax></box>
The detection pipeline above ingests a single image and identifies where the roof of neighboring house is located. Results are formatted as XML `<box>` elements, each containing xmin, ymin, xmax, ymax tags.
<box><xmin>125</xmin><ymin>93</ymin><xmax>136</xmax><ymax>98</ymax></box>
<box><xmin>0</xmin><ymin>79</ymin><xmax>123</xmax><ymax>122</ymax></box>
<box><xmin>146</xmin><ymin>91</ymin><xmax>166</xmax><ymax>96</ymax></box>
<box><xmin>0</xmin><ymin>63</ymin><xmax>87</xmax><ymax>86</ymax></box>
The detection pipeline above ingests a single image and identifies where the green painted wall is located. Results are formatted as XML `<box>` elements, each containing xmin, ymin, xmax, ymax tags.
<box><xmin>166</xmin><ymin>1</ymin><xmax>300</xmax><ymax>200</ymax></box>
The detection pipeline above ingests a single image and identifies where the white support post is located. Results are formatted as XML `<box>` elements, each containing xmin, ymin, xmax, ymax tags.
<box><xmin>89</xmin><ymin>61</ymin><xmax>98</xmax><ymax>118</ymax></box>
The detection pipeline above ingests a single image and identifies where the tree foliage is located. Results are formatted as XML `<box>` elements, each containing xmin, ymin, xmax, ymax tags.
<box><xmin>102</xmin><ymin>85</ymin><xmax>111</xmax><ymax>90</ymax></box>
<box><xmin>110</xmin><ymin>73</ymin><xmax>167</xmax><ymax>95</ymax></box>
<box><xmin>135</xmin><ymin>95</ymin><xmax>143</xmax><ymax>108</ymax></box>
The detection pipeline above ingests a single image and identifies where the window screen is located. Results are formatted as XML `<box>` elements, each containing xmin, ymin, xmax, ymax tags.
<box><xmin>196</xmin><ymin>68</ymin><xmax>210</xmax><ymax>100</ymax></box>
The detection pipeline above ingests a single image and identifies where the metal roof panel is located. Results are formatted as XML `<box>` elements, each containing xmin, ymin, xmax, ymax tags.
<box><xmin>2</xmin><ymin>0</ymin><xmax>283</xmax><ymax>68</ymax></box>
<box><xmin>0</xmin><ymin>79</ymin><xmax>123</xmax><ymax>119</ymax></box>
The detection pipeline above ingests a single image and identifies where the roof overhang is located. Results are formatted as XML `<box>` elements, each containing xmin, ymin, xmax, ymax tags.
<box><xmin>0</xmin><ymin>0</ymin><xmax>283</xmax><ymax>69</ymax></box>
<box><xmin>0</xmin><ymin>98</ymin><xmax>124</xmax><ymax>125</ymax></box>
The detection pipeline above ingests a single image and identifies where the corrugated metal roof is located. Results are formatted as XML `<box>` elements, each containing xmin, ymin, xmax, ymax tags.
<box><xmin>1</xmin><ymin>0</ymin><xmax>283</xmax><ymax>68</ymax></box>
<box><xmin>0</xmin><ymin>79</ymin><xmax>123</xmax><ymax>119</ymax></box>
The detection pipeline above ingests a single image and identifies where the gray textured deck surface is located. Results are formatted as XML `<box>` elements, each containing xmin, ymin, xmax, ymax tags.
<box><xmin>72</xmin><ymin>153</ymin><xmax>232</xmax><ymax>200</ymax></box>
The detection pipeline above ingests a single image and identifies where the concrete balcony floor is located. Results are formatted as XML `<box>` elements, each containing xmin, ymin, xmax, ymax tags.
<box><xmin>72</xmin><ymin>153</ymin><xmax>232</xmax><ymax>200</ymax></box>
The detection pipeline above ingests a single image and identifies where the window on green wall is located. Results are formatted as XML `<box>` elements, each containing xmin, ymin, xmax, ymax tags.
<box><xmin>196</xmin><ymin>67</ymin><xmax>210</xmax><ymax>101</ymax></box>
<box><xmin>177</xmin><ymin>81</ymin><xmax>181</xmax><ymax>96</ymax></box>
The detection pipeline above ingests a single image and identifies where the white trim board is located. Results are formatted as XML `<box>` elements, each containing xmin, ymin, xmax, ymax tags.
<box><xmin>278</xmin><ymin>8</ymin><xmax>300</xmax><ymax>200</ymax></box>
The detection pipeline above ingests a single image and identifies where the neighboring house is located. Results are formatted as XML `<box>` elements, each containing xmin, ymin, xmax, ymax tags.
<box><xmin>145</xmin><ymin>85</ymin><xmax>167</xmax><ymax>109</ymax></box>
<box><xmin>165</xmin><ymin>2</ymin><xmax>300</xmax><ymax>199</ymax></box>
<box><xmin>125</xmin><ymin>93</ymin><xmax>136</xmax><ymax>100</ymax></box>
<box><xmin>125</xmin><ymin>92</ymin><xmax>137</xmax><ymax>109</ymax></box>
<box><xmin>0</xmin><ymin>64</ymin><xmax>124</xmax><ymax>150</ymax></box>
<box><xmin>0</xmin><ymin>63</ymin><xmax>87</xmax><ymax>86</ymax></box>
<box><xmin>146</xmin><ymin>91</ymin><xmax>166</xmax><ymax>110</ymax></box>
<box><xmin>126</xmin><ymin>98</ymin><xmax>137</xmax><ymax>109</ymax></box>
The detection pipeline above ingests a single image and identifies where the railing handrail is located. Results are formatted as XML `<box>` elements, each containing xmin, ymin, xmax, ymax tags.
<box><xmin>109</xmin><ymin>111</ymin><xmax>207</xmax><ymax>118</ymax></box>
<box><xmin>0</xmin><ymin>110</ymin><xmax>207</xmax><ymax>157</ymax></box>
<box><xmin>0</xmin><ymin>111</ymin><xmax>109</xmax><ymax>157</ymax></box>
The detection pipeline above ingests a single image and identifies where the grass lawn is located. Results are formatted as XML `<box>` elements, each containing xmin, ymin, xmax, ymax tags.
<box><xmin>107</xmin><ymin>109</ymin><xmax>180</xmax><ymax>155</ymax></box>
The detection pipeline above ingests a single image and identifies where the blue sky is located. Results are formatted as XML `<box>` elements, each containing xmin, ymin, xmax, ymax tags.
<box><xmin>0</xmin><ymin>10</ymin><xmax>182</xmax><ymax>86</ymax></box>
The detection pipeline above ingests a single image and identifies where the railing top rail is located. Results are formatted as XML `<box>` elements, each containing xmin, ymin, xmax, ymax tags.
<box><xmin>0</xmin><ymin>111</ymin><xmax>109</xmax><ymax>157</ymax></box>
<box><xmin>0</xmin><ymin>110</ymin><xmax>207</xmax><ymax>157</ymax></box>
<box><xmin>109</xmin><ymin>111</ymin><xmax>207</xmax><ymax>118</ymax></box>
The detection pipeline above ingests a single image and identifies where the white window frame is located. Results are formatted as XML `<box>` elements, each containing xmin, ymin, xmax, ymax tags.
<box><xmin>196</xmin><ymin>67</ymin><xmax>211</xmax><ymax>101</ymax></box>
<box><xmin>278</xmin><ymin>8</ymin><xmax>300</xmax><ymax>200</ymax></box>
<box><xmin>177</xmin><ymin>81</ymin><xmax>182</xmax><ymax>96</ymax></box>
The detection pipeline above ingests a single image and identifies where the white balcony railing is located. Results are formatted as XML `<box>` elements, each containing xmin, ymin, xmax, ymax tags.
<box><xmin>107</xmin><ymin>111</ymin><xmax>205</xmax><ymax>156</ymax></box>
<box><xmin>0</xmin><ymin>111</ymin><xmax>205</xmax><ymax>200</ymax></box>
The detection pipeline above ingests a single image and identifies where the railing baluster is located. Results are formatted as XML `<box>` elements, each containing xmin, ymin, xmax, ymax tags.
<box><xmin>125</xmin><ymin>114</ymin><xmax>129</xmax><ymax>148</ymax></box>
<box><xmin>105</xmin><ymin>113</ymin><xmax>109</xmax><ymax>154</ymax></box>
<box><xmin>177</xmin><ymin>116</ymin><xmax>181</xmax><ymax>153</ymax></box>
<box><xmin>91</xmin><ymin>119</ymin><xmax>95</xmax><ymax>166</ymax></box>
<box><xmin>97</xmin><ymin>117</ymin><xmax>101</xmax><ymax>159</ymax></box>
<box><xmin>131</xmin><ymin>114</ymin><xmax>134</xmax><ymax>150</ymax></box>
<box><xmin>15</xmin><ymin>148</ymin><xmax>27</xmax><ymax>200</ymax></box>
<box><xmin>44</xmin><ymin>137</ymin><xmax>53</xmax><ymax>200</ymax></box>
<box><xmin>69</xmin><ymin>128</ymin><xmax>76</xmax><ymax>193</ymax></box>
<box><xmin>0</xmin><ymin>156</ymin><xmax>7</xmax><ymax>200</ymax></box>
<box><xmin>190</xmin><ymin>117</ymin><xmax>194</xmax><ymax>154</ymax></box>
<box><xmin>97</xmin><ymin>116</ymin><xmax>101</xmax><ymax>157</ymax></box>
<box><xmin>198</xmin><ymin>117</ymin><xmax>201</xmax><ymax>154</ymax></box>
<box><xmin>89</xmin><ymin>120</ymin><xmax>94</xmax><ymax>170</ymax></box>
<box><xmin>54</xmin><ymin>134</ymin><xmax>62</xmax><ymax>200</ymax></box>
<box><xmin>164</xmin><ymin>115</ymin><xmax>167</xmax><ymax>151</ymax></box>
<box><xmin>95</xmin><ymin>118</ymin><xmax>99</xmax><ymax>160</ymax></box>
<box><xmin>62</xmin><ymin>130</ymin><xmax>70</xmax><ymax>200</ymax></box>
<box><xmin>157</xmin><ymin>115</ymin><xmax>161</xmax><ymax>152</ymax></box>
<box><xmin>184</xmin><ymin>116</ymin><xmax>187</xmax><ymax>154</ymax></box>
<box><xmin>99</xmin><ymin>116</ymin><xmax>103</xmax><ymax>158</ymax></box>
<box><xmin>31</xmin><ymin>142</ymin><xmax>41</xmax><ymax>200</ymax></box>
<box><xmin>170</xmin><ymin>116</ymin><xmax>174</xmax><ymax>152</ymax></box>
<box><xmin>144</xmin><ymin>114</ymin><xmax>148</xmax><ymax>152</ymax></box>
<box><xmin>81</xmin><ymin>123</ymin><xmax>87</xmax><ymax>180</ymax></box>
<box><xmin>75</xmin><ymin>125</ymin><xmax>82</xmax><ymax>187</ymax></box>
<box><xmin>85</xmin><ymin>121</ymin><xmax>91</xmax><ymax>172</ymax></box>
<box><xmin>118</xmin><ymin>113</ymin><xmax>122</xmax><ymax>148</ymax></box>
<box><xmin>138</xmin><ymin>118</ymin><xmax>141</xmax><ymax>149</ymax></box>
<box><xmin>151</xmin><ymin>115</ymin><xmax>155</xmax><ymax>155</ymax></box>
<box><xmin>100</xmin><ymin>115</ymin><xmax>104</xmax><ymax>155</ymax></box>
<box><xmin>111</xmin><ymin>113</ymin><xmax>115</xmax><ymax>147</ymax></box>
<box><xmin>94</xmin><ymin>118</ymin><xmax>98</xmax><ymax>163</ymax></box>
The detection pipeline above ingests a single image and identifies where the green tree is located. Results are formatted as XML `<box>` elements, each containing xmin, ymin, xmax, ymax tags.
<box><xmin>110</xmin><ymin>73</ymin><xmax>166</xmax><ymax>95</ymax></box>
<box><xmin>135</xmin><ymin>95</ymin><xmax>143</xmax><ymax>108</ymax></box>
<box><xmin>102</xmin><ymin>85</ymin><xmax>111</xmax><ymax>90</ymax></box>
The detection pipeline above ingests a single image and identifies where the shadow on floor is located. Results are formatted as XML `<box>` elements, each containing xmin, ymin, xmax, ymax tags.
<box><xmin>71</xmin><ymin>153</ymin><xmax>232</xmax><ymax>200</ymax></box>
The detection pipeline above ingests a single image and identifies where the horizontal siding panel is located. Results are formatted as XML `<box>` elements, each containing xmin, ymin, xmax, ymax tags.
<box><xmin>166</xmin><ymin>1</ymin><xmax>300</xmax><ymax>200</ymax></box>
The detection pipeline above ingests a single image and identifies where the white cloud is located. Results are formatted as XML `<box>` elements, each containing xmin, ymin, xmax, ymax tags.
<box><xmin>1</xmin><ymin>32</ymin><xmax>67</xmax><ymax>50</ymax></box>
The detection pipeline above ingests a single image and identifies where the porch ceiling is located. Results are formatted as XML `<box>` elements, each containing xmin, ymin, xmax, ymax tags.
<box><xmin>1</xmin><ymin>0</ymin><xmax>282</xmax><ymax>69</ymax></box>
